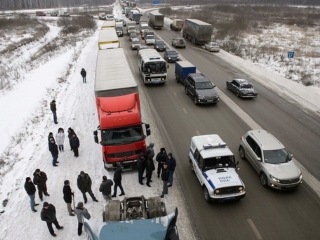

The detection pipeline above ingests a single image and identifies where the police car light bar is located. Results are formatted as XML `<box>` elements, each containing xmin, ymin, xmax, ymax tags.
<box><xmin>203</xmin><ymin>142</ymin><xmax>227</xmax><ymax>149</ymax></box>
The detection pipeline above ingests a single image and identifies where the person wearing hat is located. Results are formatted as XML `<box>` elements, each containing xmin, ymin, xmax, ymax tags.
<box><xmin>77</xmin><ymin>171</ymin><xmax>98</xmax><ymax>203</ymax></box>
<box><xmin>160</xmin><ymin>163</ymin><xmax>169</xmax><ymax>198</ymax></box>
<box><xmin>99</xmin><ymin>176</ymin><xmax>113</xmax><ymax>202</ymax></box>
<box><xmin>156</xmin><ymin>147</ymin><xmax>167</xmax><ymax>178</ymax></box>
<box><xmin>41</xmin><ymin>202</ymin><xmax>63</xmax><ymax>237</ymax></box>
<box><xmin>33</xmin><ymin>169</ymin><xmax>49</xmax><ymax>201</ymax></box>
<box><xmin>112</xmin><ymin>163</ymin><xmax>125</xmax><ymax>197</ymax></box>
<box><xmin>166</xmin><ymin>153</ymin><xmax>176</xmax><ymax>187</ymax></box>
<box><xmin>50</xmin><ymin>100</ymin><xmax>58</xmax><ymax>124</ymax></box>
<box><xmin>74</xmin><ymin>202</ymin><xmax>91</xmax><ymax>236</ymax></box>
<box><xmin>49</xmin><ymin>137</ymin><xmax>59</xmax><ymax>166</ymax></box>
<box><xmin>63</xmin><ymin>180</ymin><xmax>75</xmax><ymax>216</ymax></box>
<box><xmin>24</xmin><ymin>177</ymin><xmax>39</xmax><ymax>212</ymax></box>
<box><xmin>80</xmin><ymin>68</ymin><xmax>87</xmax><ymax>83</ymax></box>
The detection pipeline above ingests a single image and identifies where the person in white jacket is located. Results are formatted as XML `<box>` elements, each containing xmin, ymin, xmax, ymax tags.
<box><xmin>55</xmin><ymin>128</ymin><xmax>65</xmax><ymax>152</ymax></box>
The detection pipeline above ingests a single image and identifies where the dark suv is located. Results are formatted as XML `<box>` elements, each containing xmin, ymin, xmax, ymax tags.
<box><xmin>185</xmin><ymin>73</ymin><xmax>219</xmax><ymax>105</ymax></box>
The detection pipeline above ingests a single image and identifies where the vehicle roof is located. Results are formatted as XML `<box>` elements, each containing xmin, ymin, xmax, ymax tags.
<box><xmin>208</xmin><ymin>42</ymin><xmax>219</xmax><ymax>45</ymax></box>
<box><xmin>191</xmin><ymin>135</ymin><xmax>234</xmax><ymax>158</ymax></box>
<box><xmin>95</xmin><ymin>49</ymin><xmax>137</xmax><ymax>97</ymax></box>
<box><xmin>247</xmin><ymin>130</ymin><xmax>285</xmax><ymax>150</ymax></box>
<box><xmin>233</xmin><ymin>79</ymin><xmax>252</xmax><ymax>85</ymax></box>
<box><xmin>186</xmin><ymin>19</ymin><xmax>212</xmax><ymax>26</ymax></box>
<box><xmin>188</xmin><ymin>73</ymin><xmax>209</xmax><ymax>82</ymax></box>
<box><xmin>98</xmin><ymin>29</ymin><xmax>118</xmax><ymax>42</ymax></box>
<box><xmin>176</xmin><ymin>60</ymin><xmax>195</xmax><ymax>68</ymax></box>
<box><xmin>132</xmin><ymin>38</ymin><xmax>140</xmax><ymax>42</ymax></box>
<box><xmin>166</xmin><ymin>49</ymin><xmax>178</xmax><ymax>53</ymax></box>
<box><xmin>139</xmin><ymin>49</ymin><xmax>165</xmax><ymax>62</ymax></box>
<box><xmin>173</xmin><ymin>37</ymin><xmax>184</xmax><ymax>40</ymax></box>
<box><xmin>155</xmin><ymin>40</ymin><xmax>164</xmax><ymax>43</ymax></box>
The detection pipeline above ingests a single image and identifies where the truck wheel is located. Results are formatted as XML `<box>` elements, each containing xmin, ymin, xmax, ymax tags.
<box><xmin>185</xmin><ymin>87</ymin><xmax>188</xmax><ymax>95</ymax></box>
<box><xmin>203</xmin><ymin>187</ymin><xmax>211</xmax><ymax>202</ymax></box>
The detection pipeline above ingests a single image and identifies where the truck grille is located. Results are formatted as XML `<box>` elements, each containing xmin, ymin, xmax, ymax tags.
<box><xmin>106</xmin><ymin>149</ymin><xmax>143</xmax><ymax>158</ymax></box>
<box><xmin>217</xmin><ymin>186</ymin><xmax>242</xmax><ymax>195</ymax></box>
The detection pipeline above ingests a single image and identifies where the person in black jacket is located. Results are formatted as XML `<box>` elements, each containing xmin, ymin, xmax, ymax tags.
<box><xmin>77</xmin><ymin>171</ymin><xmax>98</xmax><ymax>203</ymax></box>
<box><xmin>156</xmin><ymin>148</ymin><xmax>167</xmax><ymax>178</ymax></box>
<box><xmin>146</xmin><ymin>152</ymin><xmax>155</xmax><ymax>187</ymax></box>
<box><xmin>167</xmin><ymin>153</ymin><xmax>176</xmax><ymax>187</ymax></box>
<box><xmin>49</xmin><ymin>137</ymin><xmax>59</xmax><ymax>166</ymax></box>
<box><xmin>99</xmin><ymin>176</ymin><xmax>113</xmax><ymax>202</ymax></box>
<box><xmin>33</xmin><ymin>169</ymin><xmax>49</xmax><ymax>201</ymax></box>
<box><xmin>112</xmin><ymin>163</ymin><xmax>125</xmax><ymax>197</ymax></box>
<box><xmin>63</xmin><ymin>180</ymin><xmax>75</xmax><ymax>216</ymax></box>
<box><xmin>70</xmin><ymin>133</ymin><xmax>80</xmax><ymax>157</ymax></box>
<box><xmin>67</xmin><ymin>128</ymin><xmax>75</xmax><ymax>151</ymax></box>
<box><xmin>50</xmin><ymin>100</ymin><xmax>58</xmax><ymax>124</ymax></box>
<box><xmin>41</xmin><ymin>202</ymin><xmax>63</xmax><ymax>237</ymax></box>
<box><xmin>137</xmin><ymin>153</ymin><xmax>146</xmax><ymax>185</ymax></box>
<box><xmin>80</xmin><ymin>68</ymin><xmax>87</xmax><ymax>83</ymax></box>
<box><xmin>24</xmin><ymin>177</ymin><xmax>39</xmax><ymax>212</ymax></box>
<box><xmin>160</xmin><ymin>163</ymin><xmax>170</xmax><ymax>198</ymax></box>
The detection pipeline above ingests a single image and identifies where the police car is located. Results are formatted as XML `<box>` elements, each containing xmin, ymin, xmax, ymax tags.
<box><xmin>189</xmin><ymin>134</ymin><xmax>246</xmax><ymax>202</ymax></box>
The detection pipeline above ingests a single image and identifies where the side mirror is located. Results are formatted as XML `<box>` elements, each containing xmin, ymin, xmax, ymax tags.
<box><xmin>93</xmin><ymin>130</ymin><xmax>98</xmax><ymax>136</ymax></box>
<box><xmin>256</xmin><ymin>157</ymin><xmax>261</xmax><ymax>162</ymax></box>
<box><xmin>94</xmin><ymin>135</ymin><xmax>99</xmax><ymax>144</ymax></box>
<box><xmin>145</xmin><ymin>123</ymin><xmax>151</xmax><ymax>136</ymax></box>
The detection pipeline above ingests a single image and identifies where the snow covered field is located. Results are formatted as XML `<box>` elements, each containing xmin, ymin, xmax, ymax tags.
<box><xmin>0</xmin><ymin>2</ymin><xmax>319</xmax><ymax>240</ymax></box>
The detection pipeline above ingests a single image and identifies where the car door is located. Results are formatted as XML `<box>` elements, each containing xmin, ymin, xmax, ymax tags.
<box><xmin>185</xmin><ymin>76</ymin><xmax>192</xmax><ymax>95</ymax></box>
<box><xmin>230</xmin><ymin>80</ymin><xmax>237</xmax><ymax>93</ymax></box>
<box><xmin>189</xmin><ymin>78</ymin><xmax>196</xmax><ymax>97</ymax></box>
<box><xmin>246</xmin><ymin>136</ymin><xmax>261</xmax><ymax>172</ymax></box>
<box><xmin>193</xmin><ymin>150</ymin><xmax>204</xmax><ymax>184</ymax></box>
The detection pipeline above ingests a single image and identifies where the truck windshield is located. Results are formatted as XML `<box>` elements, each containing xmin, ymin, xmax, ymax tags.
<box><xmin>203</xmin><ymin>155</ymin><xmax>235</xmax><ymax>171</ymax></box>
<box><xmin>144</xmin><ymin>62</ymin><xmax>166</xmax><ymax>74</ymax></box>
<box><xmin>101</xmin><ymin>125</ymin><xmax>144</xmax><ymax>146</ymax></box>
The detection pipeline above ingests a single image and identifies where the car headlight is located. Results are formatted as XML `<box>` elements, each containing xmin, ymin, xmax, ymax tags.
<box><xmin>270</xmin><ymin>175</ymin><xmax>280</xmax><ymax>183</ymax></box>
<box><xmin>214</xmin><ymin>189</ymin><xmax>219</xmax><ymax>194</ymax></box>
<box><xmin>177</xmin><ymin>56</ymin><xmax>180</xmax><ymax>59</ymax></box>
<box><xmin>239</xmin><ymin>186</ymin><xmax>243</xmax><ymax>192</ymax></box>
<box><xmin>197</xmin><ymin>95</ymin><xmax>204</xmax><ymax>99</ymax></box>
<box><xmin>168</xmin><ymin>57</ymin><xmax>171</xmax><ymax>59</ymax></box>
<box><xmin>299</xmin><ymin>174</ymin><xmax>303</xmax><ymax>181</ymax></box>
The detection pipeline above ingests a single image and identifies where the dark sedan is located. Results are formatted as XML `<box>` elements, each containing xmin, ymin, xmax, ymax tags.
<box><xmin>164</xmin><ymin>49</ymin><xmax>180</xmax><ymax>63</ymax></box>
<box><xmin>154</xmin><ymin>40</ymin><xmax>166</xmax><ymax>52</ymax></box>
<box><xmin>226</xmin><ymin>79</ymin><xmax>258</xmax><ymax>98</ymax></box>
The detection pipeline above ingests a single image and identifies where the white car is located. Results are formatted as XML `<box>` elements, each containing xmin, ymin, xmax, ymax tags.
<box><xmin>189</xmin><ymin>134</ymin><xmax>246</xmax><ymax>202</ymax></box>
<box><xmin>205</xmin><ymin>42</ymin><xmax>220</xmax><ymax>52</ymax></box>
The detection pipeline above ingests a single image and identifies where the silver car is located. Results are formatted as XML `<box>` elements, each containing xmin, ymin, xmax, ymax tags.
<box><xmin>239</xmin><ymin>130</ymin><xmax>302</xmax><ymax>190</ymax></box>
<box><xmin>172</xmin><ymin>37</ymin><xmax>186</xmax><ymax>48</ymax></box>
<box><xmin>131</xmin><ymin>38</ymin><xmax>140</xmax><ymax>50</ymax></box>
<box><xmin>205</xmin><ymin>42</ymin><xmax>220</xmax><ymax>52</ymax></box>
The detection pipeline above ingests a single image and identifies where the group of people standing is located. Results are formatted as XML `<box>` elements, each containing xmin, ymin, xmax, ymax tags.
<box><xmin>137</xmin><ymin>143</ymin><xmax>177</xmax><ymax>198</ymax></box>
<box><xmin>48</xmin><ymin>127</ymin><xmax>80</xmax><ymax>166</ymax></box>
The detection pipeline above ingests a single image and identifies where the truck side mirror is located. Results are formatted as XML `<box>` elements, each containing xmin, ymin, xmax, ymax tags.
<box><xmin>145</xmin><ymin>123</ymin><xmax>151</xmax><ymax>136</ymax></box>
<box><xmin>93</xmin><ymin>130</ymin><xmax>99</xmax><ymax>144</ymax></box>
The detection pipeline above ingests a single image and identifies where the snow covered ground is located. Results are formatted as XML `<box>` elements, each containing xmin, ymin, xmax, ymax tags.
<box><xmin>0</xmin><ymin>2</ymin><xmax>319</xmax><ymax>240</ymax></box>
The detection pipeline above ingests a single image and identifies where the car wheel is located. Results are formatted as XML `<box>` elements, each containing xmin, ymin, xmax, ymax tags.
<box><xmin>193</xmin><ymin>96</ymin><xmax>198</xmax><ymax>105</ymax></box>
<box><xmin>203</xmin><ymin>187</ymin><xmax>211</xmax><ymax>202</ymax></box>
<box><xmin>260</xmin><ymin>173</ymin><xmax>268</xmax><ymax>187</ymax></box>
<box><xmin>185</xmin><ymin>87</ymin><xmax>188</xmax><ymax>95</ymax></box>
<box><xmin>239</xmin><ymin>146</ymin><xmax>246</xmax><ymax>160</ymax></box>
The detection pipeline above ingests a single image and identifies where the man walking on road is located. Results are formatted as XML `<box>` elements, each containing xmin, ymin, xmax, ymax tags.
<box><xmin>74</xmin><ymin>202</ymin><xmax>91</xmax><ymax>236</ymax></box>
<box><xmin>63</xmin><ymin>180</ymin><xmax>75</xmax><ymax>216</ymax></box>
<box><xmin>24</xmin><ymin>177</ymin><xmax>39</xmax><ymax>212</ymax></box>
<box><xmin>77</xmin><ymin>171</ymin><xmax>98</xmax><ymax>203</ymax></box>
<box><xmin>50</xmin><ymin>100</ymin><xmax>58</xmax><ymax>124</ymax></box>
<box><xmin>33</xmin><ymin>169</ymin><xmax>50</xmax><ymax>201</ymax></box>
<box><xmin>41</xmin><ymin>202</ymin><xmax>63</xmax><ymax>237</ymax></box>
<box><xmin>99</xmin><ymin>176</ymin><xmax>113</xmax><ymax>203</ymax></box>
<box><xmin>112</xmin><ymin>163</ymin><xmax>125</xmax><ymax>197</ymax></box>
<box><xmin>167</xmin><ymin>153</ymin><xmax>176</xmax><ymax>187</ymax></box>
<box><xmin>80</xmin><ymin>68</ymin><xmax>87</xmax><ymax>83</ymax></box>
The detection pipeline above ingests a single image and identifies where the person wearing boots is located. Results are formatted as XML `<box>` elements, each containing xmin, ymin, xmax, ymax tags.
<box><xmin>156</xmin><ymin>148</ymin><xmax>167</xmax><ymax>178</ymax></box>
<box><xmin>63</xmin><ymin>180</ymin><xmax>75</xmax><ymax>216</ymax></box>
<box><xmin>77</xmin><ymin>171</ymin><xmax>98</xmax><ymax>203</ymax></box>
<box><xmin>74</xmin><ymin>202</ymin><xmax>91</xmax><ymax>236</ymax></box>
<box><xmin>146</xmin><ymin>151</ymin><xmax>155</xmax><ymax>187</ymax></box>
<box><xmin>33</xmin><ymin>169</ymin><xmax>50</xmax><ymax>201</ymax></box>
<box><xmin>24</xmin><ymin>177</ymin><xmax>39</xmax><ymax>212</ymax></box>
<box><xmin>99</xmin><ymin>176</ymin><xmax>113</xmax><ymax>203</ymax></box>
<box><xmin>112</xmin><ymin>163</ymin><xmax>125</xmax><ymax>197</ymax></box>
<box><xmin>160</xmin><ymin>163</ymin><xmax>169</xmax><ymax>198</ymax></box>
<box><xmin>41</xmin><ymin>202</ymin><xmax>63</xmax><ymax>237</ymax></box>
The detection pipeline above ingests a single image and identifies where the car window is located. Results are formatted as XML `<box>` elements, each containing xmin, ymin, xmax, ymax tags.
<box><xmin>263</xmin><ymin>149</ymin><xmax>289</xmax><ymax>164</ymax></box>
<box><xmin>194</xmin><ymin>149</ymin><xmax>200</xmax><ymax>164</ymax></box>
<box><xmin>195</xmin><ymin>81</ymin><xmax>213</xmax><ymax>89</ymax></box>
<box><xmin>241</xmin><ymin>84</ymin><xmax>253</xmax><ymax>89</ymax></box>
<box><xmin>246</xmin><ymin>136</ymin><xmax>256</xmax><ymax>150</ymax></box>
<box><xmin>254</xmin><ymin>145</ymin><xmax>262</xmax><ymax>159</ymax></box>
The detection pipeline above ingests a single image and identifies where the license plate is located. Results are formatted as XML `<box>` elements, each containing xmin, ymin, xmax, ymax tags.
<box><xmin>153</xmin><ymin>78</ymin><xmax>160</xmax><ymax>81</ymax></box>
<box><xmin>224</xmin><ymin>197</ymin><xmax>235</xmax><ymax>200</ymax></box>
<box><xmin>207</xmin><ymin>100</ymin><xmax>213</xmax><ymax>102</ymax></box>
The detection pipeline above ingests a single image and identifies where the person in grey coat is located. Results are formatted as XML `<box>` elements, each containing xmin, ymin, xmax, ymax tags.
<box><xmin>73</xmin><ymin>202</ymin><xmax>91</xmax><ymax>236</ymax></box>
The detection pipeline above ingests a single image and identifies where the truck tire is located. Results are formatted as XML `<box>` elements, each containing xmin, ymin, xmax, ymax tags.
<box><xmin>147</xmin><ymin>197</ymin><xmax>164</xmax><ymax>218</ymax></box>
<box><xmin>104</xmin><ymin>200</ymin><xmax>121</xmax><ymax>222</ymax></box>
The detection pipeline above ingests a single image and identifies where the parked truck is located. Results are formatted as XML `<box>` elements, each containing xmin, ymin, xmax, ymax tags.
<box><xmin>98</xmin><ymin>29</ymin><xmax>119</xmax><ymax>50</ymax></box>
<box><xmin>170</xmin><ymin>19</ymin><xmax>183</xmax><ymax>31</ymax></box>
<box><xmin>93</xmin><ymin>49</ymin><xmax>150</xmax><ymax>169</ymax></box>
<box><xmin>175</xmin><ymin>61</ymin><xmax>196</xmax><ymax>85</ymax></box>
<box><xmin>182</xmin><ymin>19</ymin><xmax>212</xmax><ymax>45</ymax></box>
<box><xmin>84</xmin><ymin>196</ymin><xmax>179</xmax><ymax>239</ymax></box>
<box><xmin>101</xmin><ymin>20</ymin><xmax>115</xmax><ymax>29</ymax></box>
<box><xmin>129</xmin><ymin>9</ymin><xmax>141</xmax><ymax>24</ymax></box>
<box><xmin>148</xmin><ymin>12</ymin><xmax>164</xmax><ymax>30</ymax></box>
